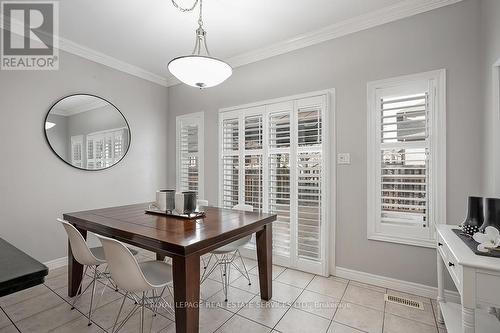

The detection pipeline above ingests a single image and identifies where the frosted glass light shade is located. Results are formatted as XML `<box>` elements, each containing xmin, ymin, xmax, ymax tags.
<box><xmin>168</xmin><ymin>55</ymin><xmax>232</xmax><ymax>88</ymax></box>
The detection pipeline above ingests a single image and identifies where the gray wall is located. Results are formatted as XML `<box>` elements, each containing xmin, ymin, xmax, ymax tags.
<box><xmin>481</xmin><ymin>0</ymin><xmax>500</xmax><ymax>194</ymax></box>
<box><xmin>0</xmin><ymin>50</ymin><xmax>168</xmax><ymax>262</ymax></box>
<box><xmin>167</xmin><ymin>0</ymin><xmax>482</xmax><ymax>288</ymax></box>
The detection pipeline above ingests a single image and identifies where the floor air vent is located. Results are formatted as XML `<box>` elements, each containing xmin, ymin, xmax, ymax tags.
<box><xmin>384</xmin><ymin>294</ymin><xmax>424</xmax><ymax>310</ymax></box>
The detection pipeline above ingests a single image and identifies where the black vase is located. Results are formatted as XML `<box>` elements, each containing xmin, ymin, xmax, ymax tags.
<box><xmin>479</xmin><ymin>198</ymin><xmax>500</xmax><ymax>232</ymax></box>
<box><xmin>461</xmin><ymin>196</ymin><xmax>483</xmax><ymax>235</ymax></box>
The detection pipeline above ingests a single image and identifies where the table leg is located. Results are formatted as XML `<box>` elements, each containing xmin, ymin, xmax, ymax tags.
<box><xmin>436</xmin><ymin>248</ymin><xmax>445</xmax><ymax>324</ymax></box>
<box><xmin>256</xmin><ymin>224</ymin><xmax>272</xmax><ymax>301</ymax></box>
<box><xmin>68</xmin><ymin>227</ymin><xmax>87</xmax><ymax>297</ymax></box>
<box><xmin>172</xmin><ymin>254</ymin><xmax>200</xmax><ymax>333</ymax></box>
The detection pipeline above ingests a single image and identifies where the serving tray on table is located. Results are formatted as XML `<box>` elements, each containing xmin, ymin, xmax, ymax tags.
<box><xmin>145</xmin><ymin>207</ymin><xmax>206</xmax><ymax>219</ymax></box>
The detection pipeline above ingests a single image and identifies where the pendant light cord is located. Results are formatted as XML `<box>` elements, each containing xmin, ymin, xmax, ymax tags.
<box><xmin>171</xmin><ymin>0</ymin><xmax>199</xmax><ymax>12</ymax></box>
<box><xmin>171</xmin><ymin>0</ymin><xmax>210</xmax><ymax>56</ymax></box>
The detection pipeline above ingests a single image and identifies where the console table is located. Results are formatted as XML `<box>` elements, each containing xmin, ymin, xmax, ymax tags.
<box><xmin>436</xmin><ymin>225</ymin><xmax>500</xmax><ymax>333</ymax></box>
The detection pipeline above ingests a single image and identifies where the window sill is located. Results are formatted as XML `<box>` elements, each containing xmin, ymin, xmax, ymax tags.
<box><xmin>368</xmin><ymin>233</ymin><xmax>436</xmax><ymax>249</ymax></box>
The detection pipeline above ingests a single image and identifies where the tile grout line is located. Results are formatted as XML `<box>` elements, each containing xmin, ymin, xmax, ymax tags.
<box><xmin>269</xmin><ymin>273</ymin><xmax>317</xmax><ymax>332</ymax></box>
<box><xmin>381</xmin><ymin>287</ymin><xmax>387</xmax><ymax>333</ymax></box>
<box><xmin>326</xmin><ymin>278</ymin><xmax>352</xmax><ymax>332</ymax></box>
<box><xmin>43</xmin><ymin>283</ymin><xmax>110</xmax><ymax>333</ymax></box>
<box><xmin>430</xmin><ymin>299</ymin><xmax>443</xmax><ymax>331</ymax></box>
<box><xmin>45</xmin><ymin>280</ymin><xmax>173</xmax><ymax>332</ymax></box>
<box><xmin>231</xmin><ymin>301</ymin><xmax>277</xmax><ymax>331</ymax></box>
<box><xmin>4</xmin><ymin>288</ymin><xmax>68</xmax><ymax>328</ymax></box>
<box><xmin>1</xmin><ymin>306</ymin><xmax>21</xmax><ymax>333</ymax></box>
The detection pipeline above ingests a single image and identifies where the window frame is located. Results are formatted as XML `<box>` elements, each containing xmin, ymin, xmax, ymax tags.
<box><xmin>176</xmin><ymin>111</ymin><xmax>205</xmax><ymax>199</ymax></box>
<box><xmin>367</xmin><ymin>70</ymin><xmax>446</xmax><ymax>248</ymax></box>
<box><xmin>494</xmin><ymin>58</ymin><xmax>500</xmax><ymax>120</ymax></box>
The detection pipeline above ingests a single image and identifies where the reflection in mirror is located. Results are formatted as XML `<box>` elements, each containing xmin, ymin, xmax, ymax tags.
<box><xmin>44</xmin><ymin>94</ymin><xmax>130</xmax><ymax>170</ymax></box>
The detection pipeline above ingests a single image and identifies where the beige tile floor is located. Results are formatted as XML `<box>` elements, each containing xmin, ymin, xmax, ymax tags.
<box><xmin>0</xmin><ymin>252</ymin><xmax>447</xmax><ymax>333</ymax></box>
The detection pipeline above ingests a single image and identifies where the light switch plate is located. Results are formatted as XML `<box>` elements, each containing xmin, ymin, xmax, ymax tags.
<box><xmin>337</xmin><ymin>153</ymin><xmax>351</xmax><ymax>165</ymax></box>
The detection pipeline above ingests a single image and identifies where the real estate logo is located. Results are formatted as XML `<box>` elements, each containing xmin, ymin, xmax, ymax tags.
<box><xmin>1</xmin><ymin>1</ymin><xmax>59</xmax><ymax>70</ymax></box>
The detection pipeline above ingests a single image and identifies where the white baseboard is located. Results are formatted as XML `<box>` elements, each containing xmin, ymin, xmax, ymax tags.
<box><xmin>44</xmin><ymin>256</ymin><xmax>68</xmax><ymax>271</ymax></box>
<box><xmin>335</xmin><ymin>266</ymin><xmax>460</xmax><ymax>303</ymax></box>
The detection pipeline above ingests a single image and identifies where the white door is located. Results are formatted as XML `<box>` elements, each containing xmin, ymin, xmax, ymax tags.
<box><xmin>219</xmin><ymin>92</ymin><xmax>332</xmax><ymax>276</ymax></box>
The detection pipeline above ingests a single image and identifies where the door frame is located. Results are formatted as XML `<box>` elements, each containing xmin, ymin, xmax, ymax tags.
<box><xmin>494</xmin><ymin>58</ymin><xmax>500</xmax><ymax>120</ymax></box>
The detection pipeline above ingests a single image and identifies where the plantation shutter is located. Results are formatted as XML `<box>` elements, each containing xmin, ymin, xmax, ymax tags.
<box><xmin>179</xmin><ymin>124</ymin><xmax>199</xmax><ymax>192</ymax></box>
<box><xmin>296</xmin><ymin>99</ymin><xmax>324</xmax><ymax>262</ymax></box>
<box><xmin>177</xmin><ymin>113</ymin><xmax>204</xmax><ymax>198</ymax></box>
<box><xmin>219</xmin><ymin>94</ymin><xmax>329</xmax><ymax>275</ymax></box>
<box><xmin>380</xmin><ymin>94</ymin><xmax>428</xmax><ymax>229</ymax></box>
<box><xmin>268</xmin><ymin>108</ymin><xmax>292</xmax><ymax>257</ymax></box>
<box><xmin>222</xmin><ymin>118</ymin><xmax>240</xmax><ymax>209</ymax></box>
<box><xmin>244</xmin><ymin>115</ymin><xmax>264</xmax><ymax>211</ymax></box>
<box><xmin>71</xmin><ymin>135</ymin><xmax>83</xmax><ymax>168</ymax></box>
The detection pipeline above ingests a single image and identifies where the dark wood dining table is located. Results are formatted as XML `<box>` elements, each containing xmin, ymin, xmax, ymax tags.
<box><xmin>63</xmin><ymin>203</ymin><xmax>276</xmax><ymax>333</ymax></box>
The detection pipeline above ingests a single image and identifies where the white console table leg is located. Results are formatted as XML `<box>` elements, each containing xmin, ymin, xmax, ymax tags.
<box><xmin>462</xmin><ymin>306</ymin><xmax>475</xmax><ymax>333</ymax></box>
<box><xmin>437</xmin><ymin>248</ymin><xmax>445</xmax><ymax>324</ymax></box>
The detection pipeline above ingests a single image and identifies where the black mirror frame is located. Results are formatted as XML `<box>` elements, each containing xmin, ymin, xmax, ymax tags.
<box><xmin>43</xmin><ymin>93</ymin><xmax>132</xmax><ymax>172</ymax></box>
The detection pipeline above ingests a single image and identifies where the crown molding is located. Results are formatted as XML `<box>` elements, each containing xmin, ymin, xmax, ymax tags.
<box><xmin>0</xmin><ymin>15</ymin><xmax>169</xmax><ymax>87</ymax></box>
<box><xmin>58</xmin><ymin>37</ymin><xmax>169</xmax><ymax>87</ymax></box>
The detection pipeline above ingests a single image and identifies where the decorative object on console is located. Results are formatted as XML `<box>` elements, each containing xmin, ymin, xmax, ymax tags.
<box><xmin>452</xmin><ymin>228</ymin><xmax>500</xmax><ymax>258</ymax></box>
<box><xmin>480</xmin><ymin>198</ymin><xmax>500</xmax><ymax>232</ymax></box>
<box><xmin>461</xmin><ymin>196</ymin><xmax>484</xmax><ymax>236</ymax></box>
<box><xmin>473</xmin><ymin>226</ymin><xmax>500</xmax><ymax>253</ymax></box>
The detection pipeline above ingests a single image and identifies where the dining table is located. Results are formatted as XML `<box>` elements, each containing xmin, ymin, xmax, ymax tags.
<box><xmin>63</xmin><ymin>203</ymin><xmax>277</xmax><ymax>333</ymax></box>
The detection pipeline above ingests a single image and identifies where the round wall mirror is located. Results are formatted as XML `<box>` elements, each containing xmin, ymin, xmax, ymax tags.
<box><xmin>44</xmin><ymin>94</ymin><xmax>130</xmax><ymax>171</ymax></box>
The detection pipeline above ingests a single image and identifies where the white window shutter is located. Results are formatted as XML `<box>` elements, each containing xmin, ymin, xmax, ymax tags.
<box><xmin>367</xmin><ymin>70</ymin><xmax>446</xmax><ymax>248</ymax></box>
<box><xmin>296</xmin><ymin>98</ymin><xmax>324</xmax><ymax>263</ymax></box>
<box><xmin>176</xmin><ymin>113</ymin><xmax>204</xmax><ymax>198</ymax></box>
<box><xmin>71</xmin><ymin>135</ymin><xmax>83</xmax><ymax>168</ymax></box>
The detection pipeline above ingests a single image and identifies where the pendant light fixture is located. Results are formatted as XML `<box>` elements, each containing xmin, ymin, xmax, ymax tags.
<box><xmin>168</xmin><ymin>0</ymin><xmax>232</xmax><ymax>89</ymax></box>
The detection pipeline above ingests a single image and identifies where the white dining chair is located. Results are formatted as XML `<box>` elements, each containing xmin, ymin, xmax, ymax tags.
<box><xmin>97</xmin><ymin>235</ymin><xmax>174</xmax><ymax>333</ymax></box>
<box><xmin>201</xmin><ymin>204</ymin><xmax>253</xmax><ymax>301</ymax></box>
<box><xmin>58</xmin><ymin>218</ymin><xmax>115</xmax><ymax>326</ymax></box>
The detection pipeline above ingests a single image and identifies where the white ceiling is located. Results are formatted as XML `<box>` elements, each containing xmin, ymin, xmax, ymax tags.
<box><xmin>59</xmin><ymin>0</ymin><xmax>406</xmax><ymax>78</ymax></box>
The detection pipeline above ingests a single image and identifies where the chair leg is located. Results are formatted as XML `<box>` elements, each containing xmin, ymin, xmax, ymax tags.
<box><xmin>219</xmin><ymin>259</ymin><xmax>229</xmax><ymax>302</ymax></box>
<box><xmin>87</xmin><ymin>267</ymin><xmax>98</xmax><ymax>326</ymax></box>
<box><xmin>114</xmin><ymin>296</ymin><xmax>139</xmax><ymax>333</ymax></box>
<box><xmin>200</xmin><ymin>254</ymin><xmax>214</xmax><ymax>281</ymax></box>
<box><xmin>237</xmin><ymin>250</ymin><xmax>252</xmax><ymax>285</ymax></box>
<box><xmin>71</xmin><ymin>266</ymin><xmax>88</xmax><ymax>310</ymax></box>
<box><xmin>112</xmin><ymin>292</ymin><xmax>128</xmax><ymax>333</ymax></box>
<box><xmin>140</xmin><ymin>292</ymin><xmax>145</xmax><ymax>333</ymax></box>
<box><xmin>201</xmin><ymin>255</ymin><xmax>218</xmax><ymax>284</ymax></box>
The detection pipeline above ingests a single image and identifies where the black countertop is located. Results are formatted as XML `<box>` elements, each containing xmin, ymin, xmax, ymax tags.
<box><xmin>0</xmin><ymin>238</ymin><xmax>48</xmax><ymax>297</ymax></box>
